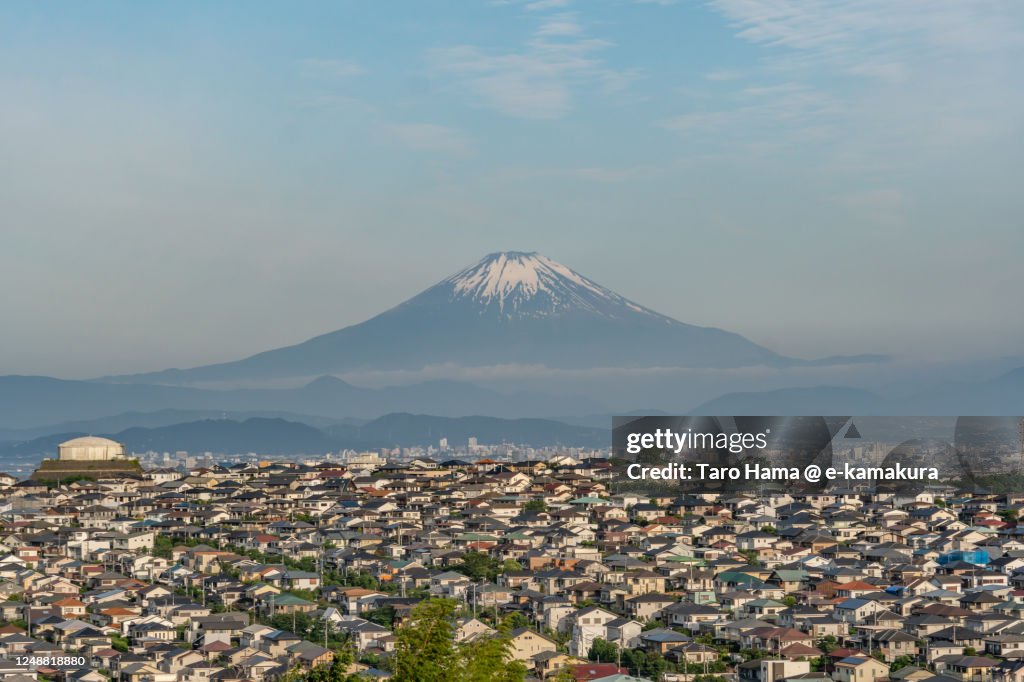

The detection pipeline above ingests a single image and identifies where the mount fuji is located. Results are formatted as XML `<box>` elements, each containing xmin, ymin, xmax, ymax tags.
<box><xmin>109</xmin><ymin>251</ymin><xmax>869</xmax><ymax>387</ymax></box>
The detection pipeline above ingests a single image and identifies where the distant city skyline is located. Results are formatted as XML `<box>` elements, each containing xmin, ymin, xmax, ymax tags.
<box><xmin>2</xmin><ymin>1</ymin><xmax>1022</xmax><ymax>377</ymax></box>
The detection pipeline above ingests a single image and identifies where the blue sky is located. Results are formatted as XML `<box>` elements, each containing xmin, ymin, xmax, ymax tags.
<box><xmin>2</xmin><ymin>1</ymin><xmax>1023</xmax><ymax>377</ymax></box>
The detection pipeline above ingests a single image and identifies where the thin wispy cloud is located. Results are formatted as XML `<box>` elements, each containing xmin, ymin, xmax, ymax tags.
<box><xmin>708</xmin><ymin>0</ymin><xmax>1024</xmax><ymax>79</ymax></box>
<box><xmin>428</xmin><ymin>8</ymin><xmax>631</xmax><ymax>119</ymax></box>
<box><xmin>535</xmin><ymin>13</ymin><xmax>584</xmax><ymax>37</ymax></box>
<box><xmin>663</xmin><ymin>0</ymin><xmax>1024</xmax><ymax>167</ymax></box>
<box><xmin>662</xmin><ymin>81</ymin><xmax>838</xmax><ymax>142</ymax></box>
<box><xmin>526</xmin><ymin>0</ymin><xmax>572</xmax><ymax>10</ymax></box>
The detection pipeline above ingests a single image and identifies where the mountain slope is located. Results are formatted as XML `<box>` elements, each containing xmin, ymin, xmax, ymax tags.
<box><xmin>109</xmin><ymin>251</ymin><xmax>805</xmax><ymax>386</ymax></box>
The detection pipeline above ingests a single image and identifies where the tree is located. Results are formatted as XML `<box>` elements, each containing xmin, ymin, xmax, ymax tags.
<box><xmin>307</xmin><ymin>664</ymin><xmax>330</xmax><ymax>682</ymax></box>
<box><xmin>524</xmin><ymin>499</ymin><xmax>547</xmax><ymax>512</ymax></box>
<box><xmin>153</xmin><ymin>535</ymin><xmax>174</xmax><ymax>559</ymax></box>
<box><xmin>393</xmin><ymin>599</ymin><xmax>460</xmax><ymax>682</ymax></box>
<box><xmin>891</xmin><ymin>656</ymin><xmax>915</xmax><ymax>672</ymax></box>
<box><xmin>621</xmin><ymin>649</ymin><xmax>672</xmax><ymax>679</ymax></box>
<box><xmin>278</xmin><ymin>665</ymin><xmax>307</xmax><ymax>682</ymax></box>
<box><xmin>392</xmin><ymin>598</ymin><xmax>526</xmax><ymax>682</ymax></box>
<box><xmin>685</xmin><ymin>661</ymin><xmax>728</xmax><ymax>675</ymax></box>
<box><xmin>454</xmin><ymin>551</ymin><xmax>500</xmax><ymax>582</ymax></box>
<box><xmin>328</xmin><ymin>654</ymin><xmax>358</xmax><ymax>682</ymax></box>
<box><xmin>502</xmin><ymin>612</ymin><xmax>530</xmax><ymax>630</ymax></box>
<box><xmin>740</xmin><ymin>648</ymin><xmax>774</xmax><ymax>661</ymax></box>
<box><xmin>817</xmin><ymin>635</ymin><xmax>838</xmax><ymax>654</ymax></box>
<box><xmin>460</xmin><ymin>631</ymin><xmax>527</xmax><ymax>682</ymax></box>
<box><xmin>365</xmin><ymin>605</ymin><xmax>396</xmax><ymax>629</ymax></box>
<box><xmin>270</xmin><ymin>612</ymin><xmax>313</xmax><ymax>637</ymax></box>
<box><xmin>589</xmin><ymin>638</ymin><xmax>619</xmax><ymax>663</ymax></box>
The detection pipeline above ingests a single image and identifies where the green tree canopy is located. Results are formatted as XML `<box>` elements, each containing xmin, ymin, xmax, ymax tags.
<box><xmin>453</xmin><ymin>551</ymin><xmax>500</xmax><ymax>581</ymax></box>
<box><xmin>394</xmin><ymin>599</ymin><xmax>460</xmax><ymax>682</ymax></box>
<box><xmin>392</xmin><ymin>598</ymin><xmax>526</xmax><ymax>682</ymax></box>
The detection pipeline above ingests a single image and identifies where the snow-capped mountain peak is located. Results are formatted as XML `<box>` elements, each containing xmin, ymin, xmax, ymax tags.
<box><xmin>439</xmin><ymin>251</ymin><xmax>661</xmax><ymax>319</ymax></box>
<box><xmin>105</xmin><ymin>249</ymin><xmax>797</xmax><ymax>384</ymax></box>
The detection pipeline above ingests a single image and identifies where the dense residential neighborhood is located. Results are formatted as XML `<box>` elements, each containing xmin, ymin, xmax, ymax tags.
<box><xmin>4</xmin><ymin>446</ymin><xmax>1024</xmax><ymax>682</ymax></box>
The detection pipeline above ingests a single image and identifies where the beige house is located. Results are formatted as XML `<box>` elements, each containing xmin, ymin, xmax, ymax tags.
<box><xmin>509</xmin><ymin>628</ymin><xmax>558</xmax><ymax>662</ymax></box>
<box><xmin>454</xmin><ymin>617</ymin><xmax>496</xmax><ymax>643</ymax></box>
<box><xmin>834</xmin><ymin>656</ymin><xmax>889</xmax><ymax>682</ymax></box>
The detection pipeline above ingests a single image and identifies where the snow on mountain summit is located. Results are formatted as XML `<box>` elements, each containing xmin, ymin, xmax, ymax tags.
<box><xmin>438</xmin><ymin>251</ymin><xmax>664</xmax><ymax>320</ymax></box>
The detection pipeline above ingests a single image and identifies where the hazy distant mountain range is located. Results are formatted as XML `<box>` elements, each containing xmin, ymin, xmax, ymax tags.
<box><xmin>0</xmin><ymin>414</ymin><xmax>607</xmax><ymax>457</ymax></box>
<box><xmin>691</xmin><ymin>368</ymin><xmax>1024</xmax><ymax>415</ymax></box>
<box><xmin>0</xmin><ymin>374</ymin><xmax>604</xmax><ymax>431</ymax></box>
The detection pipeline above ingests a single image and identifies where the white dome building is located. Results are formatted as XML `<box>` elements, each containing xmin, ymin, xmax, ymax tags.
<box><xmin>57</xmin><ymin>436</ymin><xmax>126</xmax><ymax>462</ymax></box>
